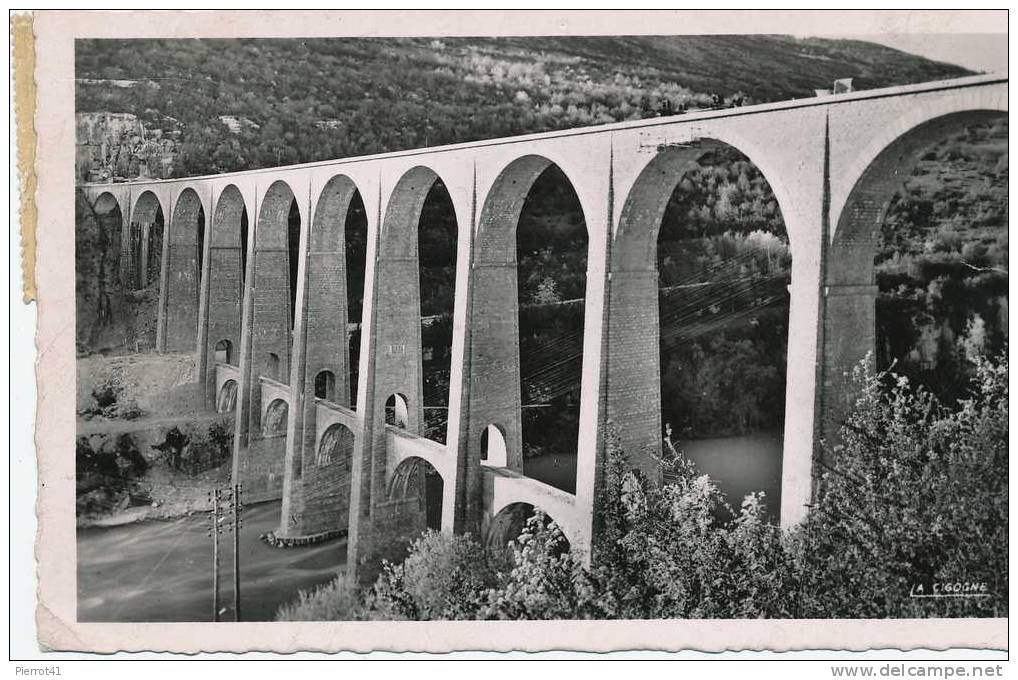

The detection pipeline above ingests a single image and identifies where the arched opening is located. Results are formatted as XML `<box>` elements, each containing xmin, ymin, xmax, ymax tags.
<box><xmin>388</xmin><ymin>456</ymin><xmax>443</xmax><ymax>531</ymax></box>
<box><xmin>346</xmin><ymin>191</ymin><xmax>367</xmax><ymax>409</ymax></box>
<box><xmin>240</xmin><ymin>207</ymin><xmax>249</xmax><ymax>286</ymax></box>
<box><xmin>129</xmin><ymin>191</ymin><xmax>165</xmax><ymax>293</ymax></box>
<box><xmin>197</xmin><ymin>207</ymin><xmax>206</xmax><ymax>286</ymax></box>
<box><xmin>471</xmin><ymin>155</ymin><xmax>588</xmax><ymax>492</ymax></box>
<box><xmin>263</xmin><ymin>398</ymin><xmax>289</xmax><ymax>436</ymax></box>
<box><xmin>385</xmin><ymin>393</ymin><xmax>410</xmax><ymax>429</ymax></box>
<box><xmin>306</xmin><ymin>176</ymin><xmax>364</xmax><ymax>411</ymax></box>
<box><xmin>204</xmin><ymin>185</ymin><xmax>247</xmax><ymax>404</ymax></box>
<box><xmin>129</xmin><ymin>219</ymin><xmax>143</xmax><ymax>288</ymax></box>
<box><xmin>81</xmin><ymin>193</ymin><xmax>124</xmax><ymax>348</ymax></box>
<box><xmin>486</xmin><ymin>502</ymin><xmax>570</xmax><ymax>555</ymax></box>
<box><xmin>217</xmin><ymin>379</ymin><xmax>238</xmax><ymax>413</ymax></box>
<box><xmin>264</xmin><ymin>353</ymin><xmax>281</xmax><ymax>382</ymax></box>
<box><xmin>348</xmin><ymin>330</ymin><xmax>362</xmax><ymax>408</ymax></box>
<box><xmin>131</xmin><ymin>192</ymin><xmax>165</xmax><ymax>291</ymax></box>
<box><xmin>148</xmin><ymin>213</ymin><xmax>164</xmax><ymax>287</ymax></box>
<box><xmin>418</xmin><ymin>179</ymin><xmax>457</xmax><ymax>444</ymax></box>
<box><xmin>92</xmin><ymin>193</ymin><xmax>124</xmax><ymax>290</ymax></box>
<box><xmin>516</xmin><ymin>163</ymin><xmax>587</xmax><ymax>494</ymax></box>
<box><xmin>314</xmin><ymin>370</ymin><xmax>336</xmax><ymax>400</ymax></box>
<box><xmin>829</xmin><ymin>111</ymin><xmax>1008</xmax><ymax>417</ymax></box>
<box><xmin>612</xmin><ymin>141</ymin><xmax>791</xmax><ymax>521</ymax></box>
<box><xmin>165</xmin><ymin>188</ymin><xmax>205</xmax><ymax>351</ymax></box>
<box><xmin>376</xmin><ymin>166</ymin><xmax>458</xmax><ymax>443</ymax></box>
<box><xmin>480</xmin><ymin>423</ymin><xmax>508</xmax><ymax>466</ymax></box>
<box><xmin>214</xmin><ymin>339</ymin><xmax>232</xmax><ymax>364</ymax></box>
<box><xmin>316</xmin><ymin>422</ymin><xmax>355</xmax><ymax>467</ymax></box>
<box><xmin>287</xmin><ymin>198</ymin><xmax>301</xmax><ymax>330</ymax></box>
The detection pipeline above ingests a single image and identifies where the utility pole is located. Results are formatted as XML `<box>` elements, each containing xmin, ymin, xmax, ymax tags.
<box><xmin>207</xmin><ymin>488</ymin><xmax>223</xmax><ymax>622</ymax></box>
<box><xmin>232</xmin><ymin>482</ymin><xmax>243</xmax><ymax>622</ymax></box>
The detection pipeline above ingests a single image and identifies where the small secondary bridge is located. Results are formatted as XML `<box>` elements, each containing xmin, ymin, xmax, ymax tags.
<box><xmin>81</xmin><ymin>74</ymin><xmax>1008</xmax><ymax>581</ymax></box>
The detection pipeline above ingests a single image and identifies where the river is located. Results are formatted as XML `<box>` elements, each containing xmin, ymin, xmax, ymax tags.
<box><xmin>77</xmin><ymin>500</ymin><xmax>346</xmax><ymax>622</ymax></box>
<box><xmin>524</xmin><ymin>431</ymin><xmax>783</xmax><ymax>520</ymax></box>
<box><xmin>681</xmin><ymin>431</ymin><xmax>783</xmax><ymax>519</ymax></box>
<box><xmin>79</xmin><ymin>433</ymin><xmax>782</xmax><ymax>622</ymax></box>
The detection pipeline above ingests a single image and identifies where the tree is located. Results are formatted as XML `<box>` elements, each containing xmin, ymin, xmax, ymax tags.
<box><xmin>277</xmin><ymin>351</ymin><xmax>1008</xmax><ymax>621</ymax></box>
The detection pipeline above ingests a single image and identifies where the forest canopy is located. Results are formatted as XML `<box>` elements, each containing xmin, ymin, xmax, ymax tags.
<box><xmin>75</xmin><ymin>36</ymin><xmax>970</xmax><ymax>178</ymax></box>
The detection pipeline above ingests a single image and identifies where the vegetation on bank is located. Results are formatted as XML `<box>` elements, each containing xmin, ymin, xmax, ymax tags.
<box><xmin>76</xmin><ymin>419</ymin><xmax>235</xmax><ymax>520</ymax></box>
<box><xmin>278</xmin><ymin>350</ymin><xmax>1008</xmax><ymax>620</ymax></box>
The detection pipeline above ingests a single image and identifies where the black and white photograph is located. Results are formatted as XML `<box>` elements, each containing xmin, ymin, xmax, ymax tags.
<box><xmin>16</xmin><ymin>8</ymin><xmax>1010</xmax><ymax>658</ymax></box>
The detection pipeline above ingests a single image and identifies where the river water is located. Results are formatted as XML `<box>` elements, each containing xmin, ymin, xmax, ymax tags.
<box><xmin>77</xmin><ymin>500</ymin><xmax>346</xmax><ymax>622</ymax></box>
<box><xmin>524</xmin><ymin>431</ymin><xmax>783</xmax><ymax>520</ymax></box>
<box><xmin>78</xmin><ymin>433</ymin><xmax>782</xmax><ymax>622</ymax></box>
<box><xmin>681</xmin><ymin>431</ymin><xmax>783</xmax><ymax>519</ymax></box>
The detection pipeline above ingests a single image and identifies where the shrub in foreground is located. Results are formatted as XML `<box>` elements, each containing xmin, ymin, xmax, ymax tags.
<box><xmin>278</xmin><ymin>352</ymin><xmax>1008</xmax><ymax>620</ymax></box>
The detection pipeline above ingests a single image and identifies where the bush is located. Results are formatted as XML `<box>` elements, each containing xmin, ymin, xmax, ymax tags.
<box><xmin>277</xmin><ymin>352</ymin><xmax>1008</xmax><ymax>620</ymax></box>
<box><xmin>75</xmin><ymin>433</ymin><xmax>150</xmax><ymax>518</ymax></box>
<box><xmin>80</xmin><ymin>374</ymin><xmax>147</xmax><ymax>421</ymax></box>
<box><xmin>372</xmin><ymin>531</ymin><xmax>503</xmax><ymax>620</ymax></box>
<box><xmin>276</xmin><ymin>576</ymin><xmax>375</xmax><ymax>621</ymax></box>
<box><xmin>585</xmin><ymin>435</ymin><xmax>798</xmax><ymax>619</ymax></box>
<box><xmin>151</xmin><ymin>419</ymin><xmax>234</xmax><ymax>476</ymax></box>
<box><xmin>91</xmin><ymin>376</ymin><xmax>120</xmax><ymax>411</ymax></box>
<box><xmin>799</xmin><ymin>352</ymin><xmax>1008</xmax><ymax>617</ymax></box>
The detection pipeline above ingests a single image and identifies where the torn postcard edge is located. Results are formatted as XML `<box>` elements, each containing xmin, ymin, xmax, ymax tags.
<box><xmin>13</xmin><ymin>13</ymin><xmax>38</xmax><ymax>303</ymax></box>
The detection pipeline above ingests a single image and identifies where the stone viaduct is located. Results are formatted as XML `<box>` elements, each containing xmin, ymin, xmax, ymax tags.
<box><xmin>81</xmin><ymin>73</ymin><xmax>1007</xmax><ymax>581</ymax></box>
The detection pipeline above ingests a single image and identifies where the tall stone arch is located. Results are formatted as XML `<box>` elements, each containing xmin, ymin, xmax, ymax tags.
<box><xmin>200</xmin><ymin>184</ymin><xmax>248</xmax><ymax>404</ymax></box>
<box><xmin>244</xmin><ymin>179</ymin><xmax>302</xmax><ymax>434</ymax></box>
<box><xmin>164</xmin><ymin>187</ymin><xmax>206</xmax><ymax>352</ymax></box>
<box><xmin>126</xmin><ymin>190</ymin><xmax>165</xmax><ymax>292</ymax></box>
<box><xmin>821</xmin><ymin>102</ymin><xmax>1008</xmax><ymax>446</ymax></box>
<box><xmin>369</xmin><ymin>165</ymin><xmax>451</xmax><ymax>442</ymax></box>
<box><xmin>464</xmin><ymin>154</ymin><xmax>592</xmax><ymax>532</ymax></box>
<box><xmin>608</xmin><ymin>135</ymin><xmax>798</xmax><ymax>518</ymax></box>
<box><xmin>279</xmin><ymin>173</ymin><xmax>363</xmax><ymax>539</ymax></box>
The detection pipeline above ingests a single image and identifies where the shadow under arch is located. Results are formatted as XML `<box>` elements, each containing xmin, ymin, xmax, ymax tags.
<box><xmin>314</xmin><ymin>369</ymin><xmax>336</xmax><ymax>400</ymax></box>
<box><xmin>164</xmin><ymin>187</ymin><xmax>205</xmax><ymax>352</ymax></box>
<box><xmin>94</xmin><ymin>190</ymin><xmax>126</xmax><ymax>218</ymax></box>
<box><xmin>485</xmin><ymin>501</ymin><xmax>570</xmax><ymax>555</ymax></box>
<box><xmin>217</xmin><ymin>379</ymin><xmax>238</xmax><ymax>413</ymax></box>
<box><xmin>466</xmin><ymin>154</ymin><xmax>591</xmax><ymax>498</ymax></box>
<box><xmin>128</xmin><ymin>190</ymin><xmax>164</xmax><ymax>292</ymax></box>
<box><xmin>387</xmin><ymin>455</ymin><xmax>444</xmax><ymax>532</ymax></box>
<box><xmin>263</xmin><ymin>398</ymin><xmax>289</xmax><ymax>437</ymax></box>
<box><xmin>821</xmin><ymin>108</ymin><xmax>1008</xmax><ymax>443</ymax></box>
<box><xmin>316</xmin><ymin>422</ymin><xmax>355</xmax><ymax>467</ymax></box>
<box><xmin>84</xmin><ymin>192</ymin><xmax>125</xmax><ymax>345</ymax></box>
<box><xmin>607</xmin><ymin>139</ymin><xmax>793</xmax><ymax>507</ymax></box>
